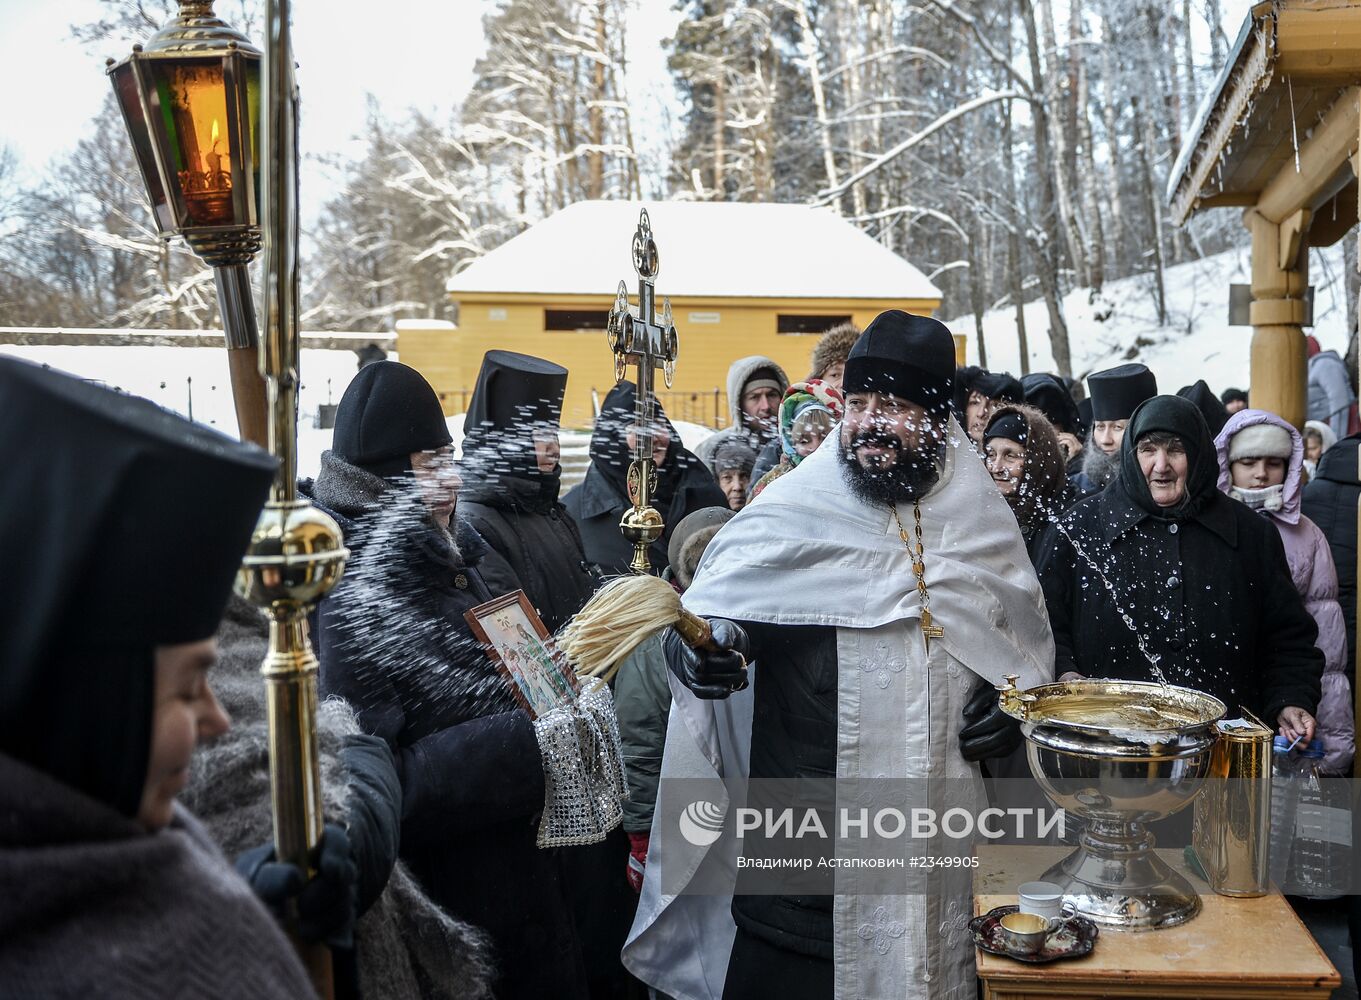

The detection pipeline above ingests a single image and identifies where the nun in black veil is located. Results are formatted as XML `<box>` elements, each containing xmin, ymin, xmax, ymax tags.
<box><xmin>0</xmin><ymin>356</ymin><xmax>318</xmax><ymax>998</ymax></box>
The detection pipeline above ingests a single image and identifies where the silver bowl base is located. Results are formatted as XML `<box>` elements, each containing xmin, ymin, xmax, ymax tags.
<box><xmin>1042</xmin><ymin>832</ymin><xmax>1203</xmax><ymax>931</ymax></box>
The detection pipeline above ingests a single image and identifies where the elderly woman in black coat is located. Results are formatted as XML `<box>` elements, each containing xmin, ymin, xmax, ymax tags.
<box><xmin>309</xmin><ymin>362</ymin><xmax>590</xmax><ymax>1000</ymax></box>
<box><xmin>1035</xmin><ymin>395</ymin><xmax>1323</xmax><ymax>741</ymax></box>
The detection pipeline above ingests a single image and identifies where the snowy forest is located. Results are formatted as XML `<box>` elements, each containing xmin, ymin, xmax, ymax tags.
<box><xmin>0</xmin><ymin>0</ymin><xmax>1341</xmax><ymax>380</ymax></box>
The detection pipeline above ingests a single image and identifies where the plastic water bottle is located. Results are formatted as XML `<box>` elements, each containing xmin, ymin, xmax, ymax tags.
<box><xmin>1269</xmin><ymin>735</ymin><xmax>1302</xmax><ymax>891</ymax></box>
<box><xmin>1287</xmin><ymin>739</ymin><xmax>1351</xmax><ymax>898</ymax></box>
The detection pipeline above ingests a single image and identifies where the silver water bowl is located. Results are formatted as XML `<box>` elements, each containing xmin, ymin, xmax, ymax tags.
<box><xmin>1000</xmin><ymin>676</ymin><xmax>1225</xmax><ymax>930</ymax></box>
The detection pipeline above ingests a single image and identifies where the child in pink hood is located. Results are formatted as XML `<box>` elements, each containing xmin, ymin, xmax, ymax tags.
<box><xmin>1216</xmin><ymin>409</ymin><xmax>1354</xmax><ymax>773</ymax></box>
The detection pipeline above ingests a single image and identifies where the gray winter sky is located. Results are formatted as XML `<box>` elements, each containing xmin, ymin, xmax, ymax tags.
<box><xmin>0</xmin><ymin>0</ymin><xmax>1251</xmax><ymax>214</ymax></box>
<box><xmin>0</xmin><ymin>0</ymin><xmax>684</xmax><ymax>213</ymax></box>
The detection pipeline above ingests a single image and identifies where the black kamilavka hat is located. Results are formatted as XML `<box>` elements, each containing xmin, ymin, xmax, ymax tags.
<box><xmin>462</xmin><ymin>351</ymin><xmax>570</xmax><ymax>490</ymax></box>
<box><xmin>1088</xmin><ymin>363</ymin><xmax>1157</xmax><ymax>422</ymax></box>
<box><xmin>465</xmin><ymin>350</ymin><xmax>568</xmax><ymax>434</ymax></box>
<box><xmin>0</xmin><ymin>356</ymin><xmax>275</xmax><ymax>814</ymax></box>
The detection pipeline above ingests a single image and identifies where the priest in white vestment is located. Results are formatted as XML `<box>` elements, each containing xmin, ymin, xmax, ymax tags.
<box><xmin>622</xmin><ymin>312</ymin><xmax>1055</xmax><ymax>1000</ymax></box>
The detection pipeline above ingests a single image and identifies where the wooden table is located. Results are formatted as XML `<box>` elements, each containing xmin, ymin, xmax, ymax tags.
<box><xmin>973</xmin><ymin>846</ymin><xmax>1340</xmax><ymax>999</ymax></box>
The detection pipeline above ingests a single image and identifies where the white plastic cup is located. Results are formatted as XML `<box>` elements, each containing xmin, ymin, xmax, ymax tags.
<box><xmin>1018</xmin><ymin>881</ymin><xmax>1064</xmax><ymax>919</ymax></box>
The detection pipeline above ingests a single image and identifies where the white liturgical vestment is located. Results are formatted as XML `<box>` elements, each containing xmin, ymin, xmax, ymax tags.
<box><xmin>622</xmin><ymin>417</ymin><xmax>1054</xmax><ymax>1000</ymax></box>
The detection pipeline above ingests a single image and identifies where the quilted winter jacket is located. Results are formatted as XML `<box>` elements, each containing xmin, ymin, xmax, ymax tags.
<box><xmin>1216</xmin><ymin>409</ymin><xmax>1354</xmax><ymax>773</ymax></box>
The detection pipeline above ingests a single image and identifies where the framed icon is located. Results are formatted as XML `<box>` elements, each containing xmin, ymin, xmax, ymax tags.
<box><xmin>464</xmin><ymin>590</ymin><xmax>580</xmax><ymax>720</ymax></box>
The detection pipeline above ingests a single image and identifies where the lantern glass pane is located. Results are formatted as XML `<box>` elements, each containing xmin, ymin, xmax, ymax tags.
<box><xmin>147</xmin><ymin>58</ymin><xmax>239</xmax><ymax>228</ymax></box>
<box><xmin>110</xmin><ymin>62</ymin><xmax>172</xmax><ymax>231</ymax></box>
<box><xmin>244</xmin><ymin>60</ymin><xmax>261</xmax><ymax>218</ymax></box>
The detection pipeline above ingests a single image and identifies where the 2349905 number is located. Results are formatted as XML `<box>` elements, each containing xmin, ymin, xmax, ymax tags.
<box><xmin>908</xmin><ymin>856</ymin><xmax>980</xmax><ymax>868</ymax></box>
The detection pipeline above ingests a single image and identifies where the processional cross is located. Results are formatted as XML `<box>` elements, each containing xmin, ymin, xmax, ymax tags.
<box><xmin>607</xmin><ymin>209</ymin><xmax>679</xmax><ymax>574</ymax></box>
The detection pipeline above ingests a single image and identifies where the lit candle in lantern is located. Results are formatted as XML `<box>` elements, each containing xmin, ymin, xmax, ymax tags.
<box><xmin>206</xmin><ymin>119</ymin><xmax>222</xmax><ymax>176</ymax></box>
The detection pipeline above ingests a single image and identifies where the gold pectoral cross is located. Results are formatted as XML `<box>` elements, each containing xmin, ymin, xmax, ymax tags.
<box><xmin>894</xmin><ymin>503</ymin><xmax>944</xmax><ymax>653</ymax></box>
<box><xmin>920</xmin><ymin>609</ymin><xmax>944</xmax><ymax>651</ymax></box>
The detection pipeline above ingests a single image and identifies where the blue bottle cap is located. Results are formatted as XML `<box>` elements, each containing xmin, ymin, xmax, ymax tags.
<box><xmin>1273</xmin><ymin>735</ymin><xmax>1293</xmax><ymax>751</ymax></box>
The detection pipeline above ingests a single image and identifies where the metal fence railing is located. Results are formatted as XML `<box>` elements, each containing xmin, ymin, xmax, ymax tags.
<box><xmin>437</xmin><ymin>388</ymin><xmax>474</xmax><ymax>413</ymax></box>
<box><xmin>585</xmin><ymin>388</ymin><xmax>729</xmax><ymax>429</ymax></box>
<box><xmin>656</xmin><ymin>389</ymin><xmax>728</xmax><ymax>429</ymax></box>
<box><xmin>442</xmin><ymin>386</ymin><xmax>731</xmax><ymax>431</ymax></box>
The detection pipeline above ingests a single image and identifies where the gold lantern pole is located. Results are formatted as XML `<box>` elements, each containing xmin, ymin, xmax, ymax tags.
<box><xmin>234</xmin><ymin>0</ymin><xmax>346</xmax><ymax>993</ymax></box>
<box><xmin>606</xmin><ymin>209</ymin><xmax>680</xmax><ymax>573</ymax></box>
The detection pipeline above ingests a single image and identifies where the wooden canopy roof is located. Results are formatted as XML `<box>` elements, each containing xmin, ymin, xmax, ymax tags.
<box><xmin>1168</xmin><ymin>0</ymin><xmax>1361</xmax><ymax>244</ymax></box>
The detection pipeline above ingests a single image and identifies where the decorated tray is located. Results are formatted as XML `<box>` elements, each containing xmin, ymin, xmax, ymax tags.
<box><xmin>968</xmin><ymin>904</ymin><xmax>1099</xmax><ymax>964</ymax></box>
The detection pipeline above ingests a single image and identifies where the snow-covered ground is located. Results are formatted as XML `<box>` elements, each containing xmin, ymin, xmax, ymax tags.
<box><xmin>1</xmin><ymin>342</ymin><xmax>715</xmax><ymax>483</ymax></box>
<box><xmin>1</xmin><ymin>343</ymin><xmax>371</xmax><ymax>480</ymax></box>
<box><xmin>948</xmin><ymin>242</ymin><xmax>1354</xmax><ymax>392</ymax></box>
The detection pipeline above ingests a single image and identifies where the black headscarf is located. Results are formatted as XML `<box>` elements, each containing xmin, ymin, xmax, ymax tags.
<box><xmin>460</xmin><ymin>350</ymin><xmax>568</xmax><ymax>513</ymax></box>
<box><xmin>1176</xmin><ymin>379</ymin><xmax>1230</xmax><ymax>437</ymax></box>
<box><xmin>984</xmin><ymin>404</ymin><xmax>1068</xmax><ymax>538</ymax></box>
<box><xmin>1021</xmin><ymin>373</ymin><xmax>1082</xmax><ymax>437</ymax></box>
<box><xmin>0</xmin><ymin>357</ymin><xmax>275</xmax><ymax>816</ymax></box>
<box><xmin>953</xmin><ymin>365</ymin><xmax>1024</xmax><ymax>420</ymax></box>
<box><xmin>590</xmin><ymin>380</ymin><xmax>704</xmax><ymax>528</ymax></box>
<box><xmin>1117</xmin><ymin>394</ymin><xmax>1218</xmax><ymax>520</ymax></box>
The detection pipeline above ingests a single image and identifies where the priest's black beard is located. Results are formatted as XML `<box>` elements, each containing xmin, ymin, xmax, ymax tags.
<box><xmin>839</xmin><ymin>431</ymin><xmax>943</xmax><ymax>505</ymax></box>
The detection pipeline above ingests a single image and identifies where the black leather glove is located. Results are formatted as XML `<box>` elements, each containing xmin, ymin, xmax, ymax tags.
<box><xmin>664</xmin><ymin>618</ymin><xmax>750</xmax><ymax>699</ymax></box>
<box><xmin>236</xmin><ymin>822</ymin><xmax>359</xmax><ymax>949</ymax></box>
<box><xmin>959</xmin><ymin>680</ymin><xmax>1023</xmax><ymax>763</ymax></box>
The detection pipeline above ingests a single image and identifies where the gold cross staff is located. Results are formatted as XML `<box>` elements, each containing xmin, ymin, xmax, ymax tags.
<box><xmin>607</xmin><ymin>209</ymin><xmax>680</xmax><ymax>574</ymax></box>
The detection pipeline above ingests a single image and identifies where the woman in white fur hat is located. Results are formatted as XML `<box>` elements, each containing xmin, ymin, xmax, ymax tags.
<box><xmin>1216</xmin><ymin>409</ymin><xmax>1354</xmax><ymax>774</ymax></box>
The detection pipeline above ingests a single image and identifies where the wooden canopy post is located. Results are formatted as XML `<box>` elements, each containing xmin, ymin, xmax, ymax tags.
<box><xmin>1245</xmin><ymin>208</ymin><xmax>1311</xmax><ymax>429</ymax></box>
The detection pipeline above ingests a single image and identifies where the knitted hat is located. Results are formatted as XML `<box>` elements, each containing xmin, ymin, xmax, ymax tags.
<box><xmin>981</xmin><ymin>403</ymin><xmax>1067</xmax><ymax>534</ymax></box>
<box><xmin>807</xmin><ymin>322</ymin><xmax>860</xmax><ymax>379</ymax></box>
<box><xmin>667</xmin><ymin>506</ymin><xmax>734</xmax><ymax>591</ymax></box>
<box><xmin>744</xmin><ymin>374</ymin><xmax>784</xmax><ymax>396</ymax></box>
<box><xmin>954</xmin><ymin>366</ymin><xmax>1024</xmax><ymax>410</ymax></box>
<box><xmin>333</xmin><ymin>361</ymin><xmax>452</xmax><ymax>478</ymax></box>
<box><xmin>843</xmin><ymin>311</ymin><xmax>955</xmax><ymax>418</ymax></box>
<box><xmin>1228</xmin><ymin>422</ymin><xmax>1294</xmax><ymax>462</ymax></box>
<box><xmin>712</xmin><ymin>436</ymin><xmax>757</xmax><ymax>476</ymax></box>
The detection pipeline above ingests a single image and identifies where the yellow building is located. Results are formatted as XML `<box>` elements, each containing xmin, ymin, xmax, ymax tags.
<box><xmin>398</xmin><ymin>200</ymin><xmax>944</xmax><ymax>429</ymax></box>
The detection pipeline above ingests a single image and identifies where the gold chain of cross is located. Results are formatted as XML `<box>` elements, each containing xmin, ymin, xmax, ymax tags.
<box><xmin>893</xmin><ymin>503</ymin><xmax>944</xmax><ymax>651</ymax></box>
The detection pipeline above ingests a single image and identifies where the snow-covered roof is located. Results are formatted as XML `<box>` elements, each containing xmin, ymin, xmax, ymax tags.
<box><xmin>447</xmin><ymin>200</ymin><xmax>942</xmax><ymax>301</ymax></box>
